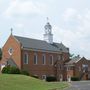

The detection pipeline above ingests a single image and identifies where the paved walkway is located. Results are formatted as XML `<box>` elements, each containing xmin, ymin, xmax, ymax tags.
<box><xmin>65</xmin><ymin>81</ymin><xmax>90</xmax><ymax>90</ymax></box>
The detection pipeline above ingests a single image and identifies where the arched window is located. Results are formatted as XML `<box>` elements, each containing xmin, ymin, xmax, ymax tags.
<box><xmin>23</xmin><ymin>53</ymin><xmax>29</xmax><ymax>64</ymax></box>
<box><xmin>34</xmin><ymin>53</ymin><xmax>38</xmax><ymax>64</ymax></box>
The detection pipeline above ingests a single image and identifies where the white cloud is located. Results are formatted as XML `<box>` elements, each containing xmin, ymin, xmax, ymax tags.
<box><xmin>15</xmin><ymin>23</ymin><xmax>24</xmax><ymax>28</ymax></box>
<box><xmin>53</xmin><ymin>8</ymin><xmax>90</xmax><ymax>58</ymax></box>
<box><xmin>63</xmin><ymin>8</ymin><xmax>78</xmax><ymax>21</ymax></box>
<box><xmin>53</xmin><ymin>25</ymin><xmax>77</xmax><ymax>46</ymax></box>
<box><xmin>3</xmin><ymin>0</ymin><xmax>46</xmax><ymax>18</ymax></box>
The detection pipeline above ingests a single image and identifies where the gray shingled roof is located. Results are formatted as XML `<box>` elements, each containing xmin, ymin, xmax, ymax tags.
<box><xmin>52</xmin><ymin>43</ymin><xmax>69</xmax><ymax>53</ymax></box>
<box><xmin>66</xmin><ymin>56</ymin><xmax>81</xmax><ymax>64</ymax></box>
<box><xmin>14</xmin><ymin>35</ymin><xmax>69</xmax><ymax>52</ymax></box>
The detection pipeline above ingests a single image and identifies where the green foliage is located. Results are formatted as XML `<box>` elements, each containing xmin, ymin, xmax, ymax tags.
<box><xmin>9</xmin><ymin>66</ymin><xmax>20</xmax><ymax>74</ymax></box>
<box><xmin>71</xmin><ymin>76</ymin><xmax>80</xmax><ymax>81</ymax></box>
<box><xmin>21</xmin><ymin>70</ymin><xmax>29</xmax><ymax>76</ymax></box>
<box><xmin>0</xmin><ymin>48</ymin><xmax>2</xmax><ymax>60</ymax></box>
<box><xmin>46</xmin><ymin>76</ymin><xmax>57</xmax><ymax>82</ymax></box>
<box><xmin>2</xmin><ymin>66</ymin><xmax>31</xmax><ymax>76</ymax></box>
<box><xmin>2</xmin><ymin>66</ymin><xmax>10</xmax><ymax>74</ymax></box>
<box><xmin>69</xmin><ymin>53</ymin><xmax>75</xmax><ymax>58</ymax></box>
<box><xmin>2</xmin><ymin>66</ymin><xmax>20</xmax><ymax>74</ymax></box>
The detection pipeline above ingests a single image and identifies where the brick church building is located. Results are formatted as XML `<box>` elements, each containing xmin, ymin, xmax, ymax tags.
<box><xmin>0</xmin><ymin>21</ymin><xmax>90</xmax><ymax>81</ymax></box>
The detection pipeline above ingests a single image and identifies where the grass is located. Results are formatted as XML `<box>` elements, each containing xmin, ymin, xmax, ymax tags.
<box><xmin>0</xmin><ymin>74</ymin><xmax>68</xmax><ymax>90</ymax></box>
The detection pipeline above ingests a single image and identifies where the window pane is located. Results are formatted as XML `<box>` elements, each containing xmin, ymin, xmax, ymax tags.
<box><xmin>42</xmin><ymin>75</ymin><xmax>46</xmax><ymax>80</ymax></box>
<box><xmin>23</xmin><ymin>53</ymin><xmax>28</xmax><ymax>64</ymax></box>
<box><xmin>50</xmin><ymin>55</ymin><xmax>53</xmax><ymax>65</ymax></box>
<box><xmin>58</xmin><ymin>55</ymin><xmax>61</xmax><ymax>60</ymax></box>
<box><xmin>34</xmin><ymin>53</ymin><xmax>37</xmax><ymax>64</ymax></box>
<box><xmin>42</xmin><ymin>54</ymin><xmax>46</xmax><ymax>65</ymax></box>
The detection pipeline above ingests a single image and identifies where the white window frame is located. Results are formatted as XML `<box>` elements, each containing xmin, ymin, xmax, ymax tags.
<box><xmin>59</xmin><ymin>74</ymin><xmax>63</xmax><ymax>81</ymax></box>
<box><xmin>58</xmin><ymin>55</ymin><xmax>61</xmax><ymax>60</ymax></box>
<box><xmin>82</xmin><ymin>64</ymin><xmax>88</xmax><ymax>68</ymax></box>
<box><xmin>50</xmin><ymin>55</ymin><xmax>53</xmax><ymax>65</ymax></box>
<box><xmin>23</xmin><ymin>53</ymin><xmax>29</xmax><ymax>64</ymax></box>
<box><xmin>42</xmin><ymin>75</ymin><xmax>46</xmax><ymax>80</ymax></box>
<box><xmin>42</xmin><ymin>54</ymin><xmax>46</xmax><ymax>65</ymax></box>
<box><xmin>8</xmin><ymin>47</ymin><xmax>14</xmax><ymax>55</ymax></box>
<box><xmin>34</xmin><ymin>53</ymin><xmax>38</xmax><ymax>65</ymax></box>
<box><xmin>82</xmin><ymin>64</ymin><xmax>88</xmax><ymax>72</ymax></box>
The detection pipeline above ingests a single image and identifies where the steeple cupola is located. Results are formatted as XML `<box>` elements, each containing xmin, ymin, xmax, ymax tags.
<box><xmin>43</xmin><ymin>18</ymin><xmax>53</xmax><ymax>44</ymax></box>
<box><xmin>44</xmin><ymin>22</ymin><xmax>52</xmax><ymax>34</ymax></box>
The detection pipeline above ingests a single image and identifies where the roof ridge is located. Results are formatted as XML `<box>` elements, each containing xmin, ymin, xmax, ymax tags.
<box><xmin>14</xmin><ymin>35</ymin><xmax>44</xmax><ymax>42</ymax></box>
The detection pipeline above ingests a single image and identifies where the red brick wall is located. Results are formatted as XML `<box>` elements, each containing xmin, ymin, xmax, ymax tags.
<box><xmin>74</xmin><ymin>58</ymin><xmax>88</xmax><ymax>78</ymax></box>
<box><xmin>1</xmin><ymin>35</ymin><xmax>22</xmax><ymax>69</ymax></box>
<box><xmin>21</xmin><ymin>50</ymin><xmax>62</xmax><ymax>79</ymax></box>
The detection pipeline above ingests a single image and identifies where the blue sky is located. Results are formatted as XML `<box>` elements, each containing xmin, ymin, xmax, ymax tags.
<box><xmin>0</xmin><ymin>0</ymin><xmax>90</xmax><ymax>59</ymax></box>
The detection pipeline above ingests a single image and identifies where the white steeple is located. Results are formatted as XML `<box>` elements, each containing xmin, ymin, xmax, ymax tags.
<box><xmin>43</xmin><ymin>18</ymin><xmax>53</xmax><ymax>44</ymax></box>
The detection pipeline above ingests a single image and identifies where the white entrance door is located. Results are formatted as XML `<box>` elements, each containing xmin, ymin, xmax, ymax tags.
<box><xmin>42</xmin><ymin>75</ymin><xmax>46</xmax><ymax>81</ymax></box>
<box><xmin>67</xmin><ymin>75</ymin><xmax>71</xmax><ymax>82</ymax></box>
<box><xmin>59</xmin><ymin>74</ymin><xmax>63</xmax><ymax>81</ymax></box>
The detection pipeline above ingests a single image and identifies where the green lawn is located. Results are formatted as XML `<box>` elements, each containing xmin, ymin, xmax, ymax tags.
<box><xmin>0</xmin><ymin>74</ymin><xmax>68</xmax><ymax>90</ymax></box>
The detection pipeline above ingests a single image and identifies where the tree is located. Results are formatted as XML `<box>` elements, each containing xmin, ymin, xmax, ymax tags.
<box><xmin>0</xmin><ymin>48</ymin><xmax>2</xmax><ymax>60</ymax></box>
<box><xmin>70</xmin><ymin>53</ymin><xmax>80</xmax><ymax>59</ymax></box>
<box><xmin>69</xmin><ymin>53</ymin><xmax>75</xmax><ymax>59</ymax></box>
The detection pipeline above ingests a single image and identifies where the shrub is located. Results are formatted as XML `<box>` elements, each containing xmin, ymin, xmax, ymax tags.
<box><xmin>46</xmin><ymin>76</ymin><xmax>57</xmax><ymax>82</ymax></box>
<box><xmin>2</xmin><ymin>66</ymin><xmax>10</xmax><ymax>74</ymax></box>
<box><xmin>2</xmin><ymin>66</ymin><xmax>20</xmax><ymax>74</ymax></box>
<box><xmin>9</xmin><ymin>66</ymin><xmax>20</xmax><ymax>74</ymax></box>
<box><xmin>71</xmin><ymin>76</ymin><xmax>80</xmax><ymax>81</ymax></box>
<box><xmin>21</xmin><ymin>70</ymin><xmax>29</xmax><ymax>76</ymax></box>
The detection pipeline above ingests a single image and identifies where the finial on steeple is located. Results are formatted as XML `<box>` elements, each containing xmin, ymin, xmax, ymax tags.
<box><xmin>11</xmin><ymin>28</ymin><xmax>13</xmax><ymax>35</ymax></box>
